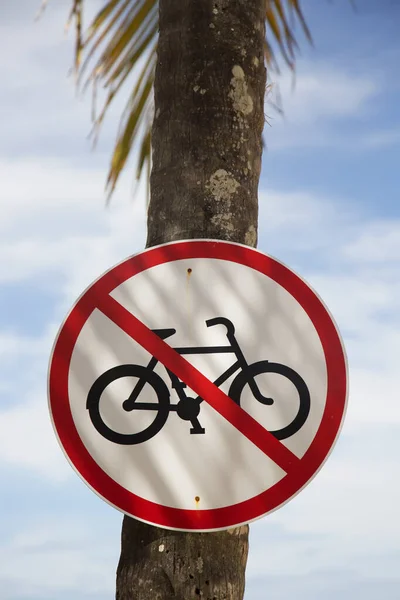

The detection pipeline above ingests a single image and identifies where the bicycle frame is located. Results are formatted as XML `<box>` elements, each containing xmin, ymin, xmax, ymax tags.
<box><xmin>125</xmin><ymin>317</ymin><xmax>268</xmax><ymax>433</ymax></box>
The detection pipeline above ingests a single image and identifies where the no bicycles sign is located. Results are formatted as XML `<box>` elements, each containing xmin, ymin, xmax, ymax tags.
<box><xmin>48</xmin><ymin>240</ymin><xmax>348</xmax><ymax>531</ymax></box>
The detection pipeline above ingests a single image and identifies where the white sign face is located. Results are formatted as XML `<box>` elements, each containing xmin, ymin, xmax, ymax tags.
<box><xmin>49</xmin><ymin>240</ymin><xmax>347</xmax><ymax>531</ymax></box>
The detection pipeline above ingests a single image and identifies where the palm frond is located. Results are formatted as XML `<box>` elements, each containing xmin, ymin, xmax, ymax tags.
<box><xmin>65</xmin><ymin>0</ymin><xmax>158</xmax><ymax>199</ymax></box>
<box><xmin>42</xmin><ymin>0</ymin><xmax>312</xmax><ymax>199</ymax></box>
<box><xmin>265</xmin><ymin>0</ymin><xmax>312</xmax><ymax>72</ymax></box>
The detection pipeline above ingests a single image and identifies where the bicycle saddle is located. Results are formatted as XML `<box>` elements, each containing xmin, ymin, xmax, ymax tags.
<box><xmin>152</xmin><ymin>328</ymin><xmax>176</xmax><ymax>340</ymax></box>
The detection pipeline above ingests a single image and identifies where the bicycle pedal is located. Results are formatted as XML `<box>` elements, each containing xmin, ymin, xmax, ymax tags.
<box><xmin>190</xmin><ymin>427</ymin><xmax>206</xmax><ymax>434</ymax></box>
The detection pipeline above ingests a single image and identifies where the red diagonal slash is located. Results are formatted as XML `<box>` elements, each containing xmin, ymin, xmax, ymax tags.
<box><xmin>96</xmin><ymin>294</ymin><xmax>301</xmax><ymax>474</ymax></box>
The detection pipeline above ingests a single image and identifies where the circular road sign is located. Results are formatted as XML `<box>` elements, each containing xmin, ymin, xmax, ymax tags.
<box><xmin>48</xmin><ymin>240</ymin><xmax>348</xmax><ymax>531</ymax></box>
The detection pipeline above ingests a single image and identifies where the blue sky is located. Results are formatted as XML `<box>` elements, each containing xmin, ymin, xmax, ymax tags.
<box><xmin>1</xmin><ymin>1</ymin><xmax>400</xmax><ymax>598</ymax></box>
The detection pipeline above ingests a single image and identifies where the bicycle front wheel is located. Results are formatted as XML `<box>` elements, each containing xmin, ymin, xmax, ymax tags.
<box><xmin>228</xmin><ymin>360</ymin><xmax>310</xmax><ymax>440</ymax></box>
<box><xmin>86</xmin><ymin>364</ymin><xmax>170</xmax><ymax>445</ymax></box>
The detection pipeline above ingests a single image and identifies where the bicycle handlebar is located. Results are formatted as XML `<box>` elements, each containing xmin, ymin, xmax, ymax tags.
<box><xmin>205</xmin><ymin>317</ymin><xmax>235</xmax><ymax>337</ymax></box>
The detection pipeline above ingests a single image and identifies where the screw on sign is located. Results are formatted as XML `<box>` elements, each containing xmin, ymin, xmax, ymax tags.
<box><xmin>48</xmin><ymin>240</ymin><xmax>348</xmax><ymax>532</ymax></box>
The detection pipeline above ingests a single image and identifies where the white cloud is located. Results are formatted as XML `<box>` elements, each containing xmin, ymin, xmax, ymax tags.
<box><xmin>2</xmin><ymin>157</ymin><xmax>146</xmax><ymax>294</ymax></box>
<box><xmin>259</xmin><ymin>189</ymin><xmax>337</xmax><ymax>230</ymax></box>
<box><xmin>0</xmin><ymin>391</ymin><xmax>69</xmax><ymax>482</ymax></box>
<box><xmin>0</xmin><ymin>331</ymin><xmax>48</xmax><ymax>360</ymax></box>
<box><xmin>248</xmin><ymin>430</ymin><xmax>400</xmax><ymax>580</ymax></box>
<box><xmin>273</xmin><ymin>65</ymin><xmax>377</xmax><ymax>123</ymax></box>
<box><xmin>306</xmin><ymin>272</ymin><xmax>397</xmax><ymax>333</ymax></box>
<box><xmin>0</xmin><ymin>519</ymin><xmax>117</xmax><ymax>597</ymax></box>
<box><xmin>360</xmin><ymin>128</ymin><xmax>400</xmax><ymax>149</ymax></box>
<box><xmin>266</xmin><ymin>62</ymin><xmax>379</xmax><ymax>149</ymax></box>
<box><xmin>0</xmin><ymin>158</ymin><xmax>137</xmax><ymax>230</ymax></box>
<box><xmin>0</xmin><ymin>2</ymin><xmax>144</xmax><ymax>166</ymax></box>
<box><xmin>342</xmin><ymin>220</ymin><xmax>400</xmax><ymax>263</ymax></box>
<box><xmin>258</xmin><ymin>188</ymin><xmax>357</xmax><ymax>256</ymax></box>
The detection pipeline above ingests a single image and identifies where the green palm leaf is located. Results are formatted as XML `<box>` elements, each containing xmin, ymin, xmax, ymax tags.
<box><xmin>42</xmin><ymin>0</ymin><xmax>312</xmax><ymax>198</ymax></box>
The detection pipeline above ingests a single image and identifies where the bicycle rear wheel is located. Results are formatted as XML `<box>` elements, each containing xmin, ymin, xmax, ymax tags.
<box><xmin>86</xmin><ymin>364</ymin><xmax>170</xmax><ymax>445</ymax></box>
<box><xmin>228</xmin><ymin>360</ymin><xmax>310</xmax><ymax>440</ymax></box>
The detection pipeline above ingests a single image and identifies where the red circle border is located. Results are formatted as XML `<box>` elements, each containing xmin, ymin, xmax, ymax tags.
<box><xmin>48</xmin><ymin>240</ymin><xmax>347</xmax><ymax>531</ymax></box>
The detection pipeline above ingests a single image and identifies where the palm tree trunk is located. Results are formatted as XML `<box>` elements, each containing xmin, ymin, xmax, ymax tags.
<box><xmin>116</xmin><ymin>1</ymin><xmax>267</xmax><ymax>598</ymax></box>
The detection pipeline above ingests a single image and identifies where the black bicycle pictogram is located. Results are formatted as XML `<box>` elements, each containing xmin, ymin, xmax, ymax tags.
<box><xmin>86</xmin><ymin>317</ymin><xmax>311</xmax><ymax>445</ymax></box>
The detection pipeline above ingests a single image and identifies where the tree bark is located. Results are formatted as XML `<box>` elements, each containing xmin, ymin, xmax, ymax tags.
<box><xmin>116</xmin><ymin>0</ymin><xmax>267</xmax><ymax>598</ymax></box>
